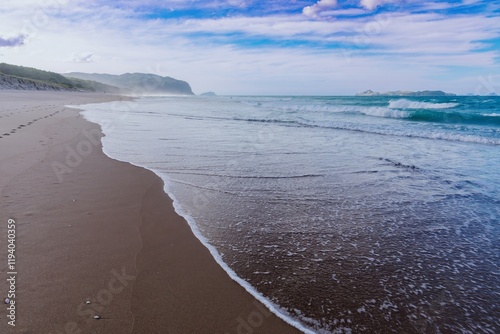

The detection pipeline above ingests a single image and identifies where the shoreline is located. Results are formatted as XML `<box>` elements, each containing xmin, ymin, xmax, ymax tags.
<box><xmin>79</xmin><ymin>98</ymin><xmax>313</xmax><ymax>333</ymax></box>
<box><xmin>0</xmin><ymin>91</ymin><xmax>303</xmax><ymax>333</ymax></box>
<box><xmin>94</xmin><ymin>138</ymin><xmax>315</xmax><ymax>334</ymax></box>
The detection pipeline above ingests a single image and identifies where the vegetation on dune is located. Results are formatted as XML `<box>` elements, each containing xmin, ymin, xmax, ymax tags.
<box><xmin>0</xmin><ymin>63</ymin><xmax>77</xmax><ymax>89</ymax></box>
<box><xmin>0</xmin><ymin>63</ymin><xmax>120</xmax><ymax>92</ymax></box>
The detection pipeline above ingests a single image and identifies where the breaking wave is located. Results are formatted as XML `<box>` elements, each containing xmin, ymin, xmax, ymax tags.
<box><xmin>388</xmin><ymin>99</ymin><xmax>459</xmax><ymax>110</ymax></box>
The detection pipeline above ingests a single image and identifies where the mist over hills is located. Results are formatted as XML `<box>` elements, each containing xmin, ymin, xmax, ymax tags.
<box><xmin>65</xmin><ymin>72</ymin><xmax>194</xmax><ymax>95</ymax></box>
<box><xmin>0</xmin><ymin>63</ymin><xmax>195</xmax><ymax>95</ymax></box>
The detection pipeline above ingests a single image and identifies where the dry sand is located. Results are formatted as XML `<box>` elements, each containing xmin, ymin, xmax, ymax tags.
<box><xmin>0</xmin><ymin>91</ymin><xmax>303</xmax><ymax>333</ymax></box>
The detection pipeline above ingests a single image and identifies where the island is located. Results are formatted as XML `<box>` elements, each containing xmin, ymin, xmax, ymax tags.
<box><xmin>356</xmin><ymin>90</ymin><xmax>456</xmax><ymax>96</ymax></box>
<box><xmin>200</xmin><ymin>91</ymin><xmax>217</xmax><ymax>97</ymax></box>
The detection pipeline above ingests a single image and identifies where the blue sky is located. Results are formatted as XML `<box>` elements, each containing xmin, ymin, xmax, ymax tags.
<box><xmin>0</xmin><ymin>0</ymin><xmax>499</xmax><ymax>95</ymax></box>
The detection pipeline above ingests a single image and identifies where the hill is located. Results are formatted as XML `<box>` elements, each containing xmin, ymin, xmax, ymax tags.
<box><xmin>0</xmin><ymin>73</ymin><xmax>70</xmax><ymax>91</ymax></box>
<box><xmin>65</xmin><ymin>72</ymin><xmax>194</xmax><ymax>95</ymax></box>
<box><xmin>0</xmin><ymin>63</ymin><xmax>120</xmax><ymax>92</ymax></box>
<box><xmin>356</xmin><ymin>90</ymin><xmax>456</xmax><ymax>97</ymax></box>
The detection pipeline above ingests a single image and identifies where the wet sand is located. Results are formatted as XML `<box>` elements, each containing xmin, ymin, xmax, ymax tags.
<box><xmin>0</xmin><ymin>91</ymin><xmax>302</xmax><ymax>333</ymax></box>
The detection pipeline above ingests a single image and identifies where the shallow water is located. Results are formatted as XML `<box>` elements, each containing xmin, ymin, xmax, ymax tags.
<box><xmin>81</xmin><ymin>95</ymin><xmax>500</xmax><ymax>333</ymax></box>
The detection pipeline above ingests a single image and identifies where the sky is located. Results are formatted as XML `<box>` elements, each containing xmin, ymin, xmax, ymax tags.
<box><xmin>0</xmin><ymin>0</ymin><xmax>499</xmax><ymax>95</ymax></box>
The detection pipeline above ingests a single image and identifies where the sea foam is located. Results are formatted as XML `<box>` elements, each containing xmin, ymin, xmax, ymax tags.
<box><xmin>388</xmin><ymin>99</ymin><xmax>459</xmax><ymax>110</ymax></box>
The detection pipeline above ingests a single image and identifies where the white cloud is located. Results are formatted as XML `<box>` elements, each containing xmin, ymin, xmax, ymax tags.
<box><xmin>303</xmin><ymin>0</ymin><xmax>338</xmax><ymax>18</ymax></box>
<box><xmin>360</xmin><ymin>0</ymin><xmax>397</xmax><ymax>11</ymax></box>
<box><xmin>462</xmin><ymin>0</ymin><xmax>481</xmax><ymax>4</ymax></box>
<box><xmin>226</xmin><ymin>0</ymin><xmax>250</xmax><ymax>8</ymax></box>
<box><xmin>69</xmin><ymin>52</ymin><xmax>94</xmax><ymax>63</ymax></box>
<box><xmin>1</xmin><ymin>0</ymin><xmax>70</xmax><ymax>11</ymax></box>
<box><xmin>321</xmin><ymin>8</ymin><xmax>368</xmax><ymax>16</ymax></box>
<box><xmin>0</xmin><ymin>1</ymin><xmax>498</xmax><ymax>95</ymax></box>
<box><xmin>0</xmin><ymin>34</ymin><xmax>26</xmax><ymax>47</ymax></box>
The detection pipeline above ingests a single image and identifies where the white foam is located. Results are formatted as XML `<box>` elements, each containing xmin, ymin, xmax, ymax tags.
<box><xmin>248</xmin><ymin>101</ymin><xmax>360</xmax><ymax>114</ymax></box>
<box><xmin>162</xmin><ymin>173</ymin><xmax>317</xmax><ymax>334</ymax></box>
<box><xmin>482</xmin><ymin>113</ymin><xmax>500</xmax><ymax>117</ymax></box>
<box><xmin>360</xmin><ymin>107</ymin><xmax>411</xmax><ymax>118</ymax></box>
<box><xmin>244</xmin><ymin>98</ymin><xmax>462</xmax><ymax>119</ymax></box>
<box><xmin>388</xmin><ymin>99</ymin><xmax>459</xmax><ymax>110</ymax></box>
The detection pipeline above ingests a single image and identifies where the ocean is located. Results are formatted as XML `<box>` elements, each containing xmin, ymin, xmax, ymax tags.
<box><xmin>80</xmin><ymin>95</ymin><xmax>500</xmax><ymax>333</ymax></box>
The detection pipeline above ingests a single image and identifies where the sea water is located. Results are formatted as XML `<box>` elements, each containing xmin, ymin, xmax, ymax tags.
<box><xmin>80</xmin><ymin>96</ymin><xmax>500</xmax><ymax>333</ymax></box>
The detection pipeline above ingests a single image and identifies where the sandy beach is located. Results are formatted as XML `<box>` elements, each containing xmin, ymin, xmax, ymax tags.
<box><xmin>0</xmin><ymin>91</ymin><xmax>302</xmax><ymax>334</ymax></box>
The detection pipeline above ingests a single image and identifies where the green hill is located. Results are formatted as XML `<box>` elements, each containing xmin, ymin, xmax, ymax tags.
<box><xmin>0</xmin><ymin>63</ymin><xmax>195</xmax><ymax>94</ymax></box>
<box><xmin>65</xmin><ymin>72</ymin><xmax>194</xmax><ymax>95</ymax></box>
<box><xmin>0</xmin><ymin>63</ymin><xmax>120</xmax><ymax>92</ymax></box>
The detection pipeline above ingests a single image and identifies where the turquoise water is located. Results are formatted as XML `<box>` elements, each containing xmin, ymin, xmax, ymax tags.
<box><xmin>81</xmin><ymin>96</ymin><xmax>500</xmax><ymax>333</ymax></box>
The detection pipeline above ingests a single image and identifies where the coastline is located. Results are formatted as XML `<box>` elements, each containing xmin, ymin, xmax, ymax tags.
<box><xmin>0</xmin><ymin>91</ymin><xmax>303</xmax><ymax>333</ymax></box>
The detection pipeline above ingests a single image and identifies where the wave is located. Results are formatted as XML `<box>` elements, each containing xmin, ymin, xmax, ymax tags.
<box><xmin>360</xmin><ymin>107</ymin><xmax>411</xmax><ymax>118</ymax></box>
<box><xmin>236</xmin><ymin>117</ymin><xmax>500</xmax><ymax>145</ymax></box>
<box><xmin>302</xmin><ymin>120</ymin><xmax>500</xmax><ymax>145</ymax></box>
<box><xmin>406</xmin><ymin>110</ymin><xmax>500</xmax><ymax>125</ymax></box>
<box><xmin>246</xmin><ymin>102</ymin><xmax>414</xmax><ymax>119</ymax></box>
<box><xmin>247</xmin><ymin>100</ymin><xmax>500</xmax><ymax>126</ymax></box>
<box><xmin>246</xmin><ymin>102</ymin><xmax>366</xmax><ymax>114</ymax></box>
<box><xmin>305</xmin><ymin>122</ymin><xmax>500</xmax><ymax>145</ymax></box>
<box><xmin>251</xmin><ymin>99</ymin><xmax>460</xmax><ymax>114</ymax></box>
<box><xmin>388</xmin><ymin>99</ymin><xmax>459</xmax><ymax>110</ymax></box>
<box><xmin>166</xmin><ymin>171</ymin><xmax>324</xmax><ymax>179</ymax></box>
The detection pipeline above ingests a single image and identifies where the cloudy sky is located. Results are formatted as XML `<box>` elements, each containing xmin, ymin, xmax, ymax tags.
<box><xmin>0</xmin><ymin>0</ymin><xmax>499</xmax><ymax>95</ymax></box>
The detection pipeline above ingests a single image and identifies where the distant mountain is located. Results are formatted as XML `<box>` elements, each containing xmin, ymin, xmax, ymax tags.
<box><xmin>0</xmin><ymin>63</ymin><xmax>120</xmax><ymax>92</ymax></box>
<box><xmin>200</xmin><ymin>91</ymin><xmax>217</xmax><ymax>96</ymax></box>
<box><xmin>356</xmin><ymin>90</ymin><xmax>456</xmax><ymax>97</ymax></box>
<box><xmin>65</xmin><ymin>72</ymin><xmax>194</xmax><ymax>95</ymax></box>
